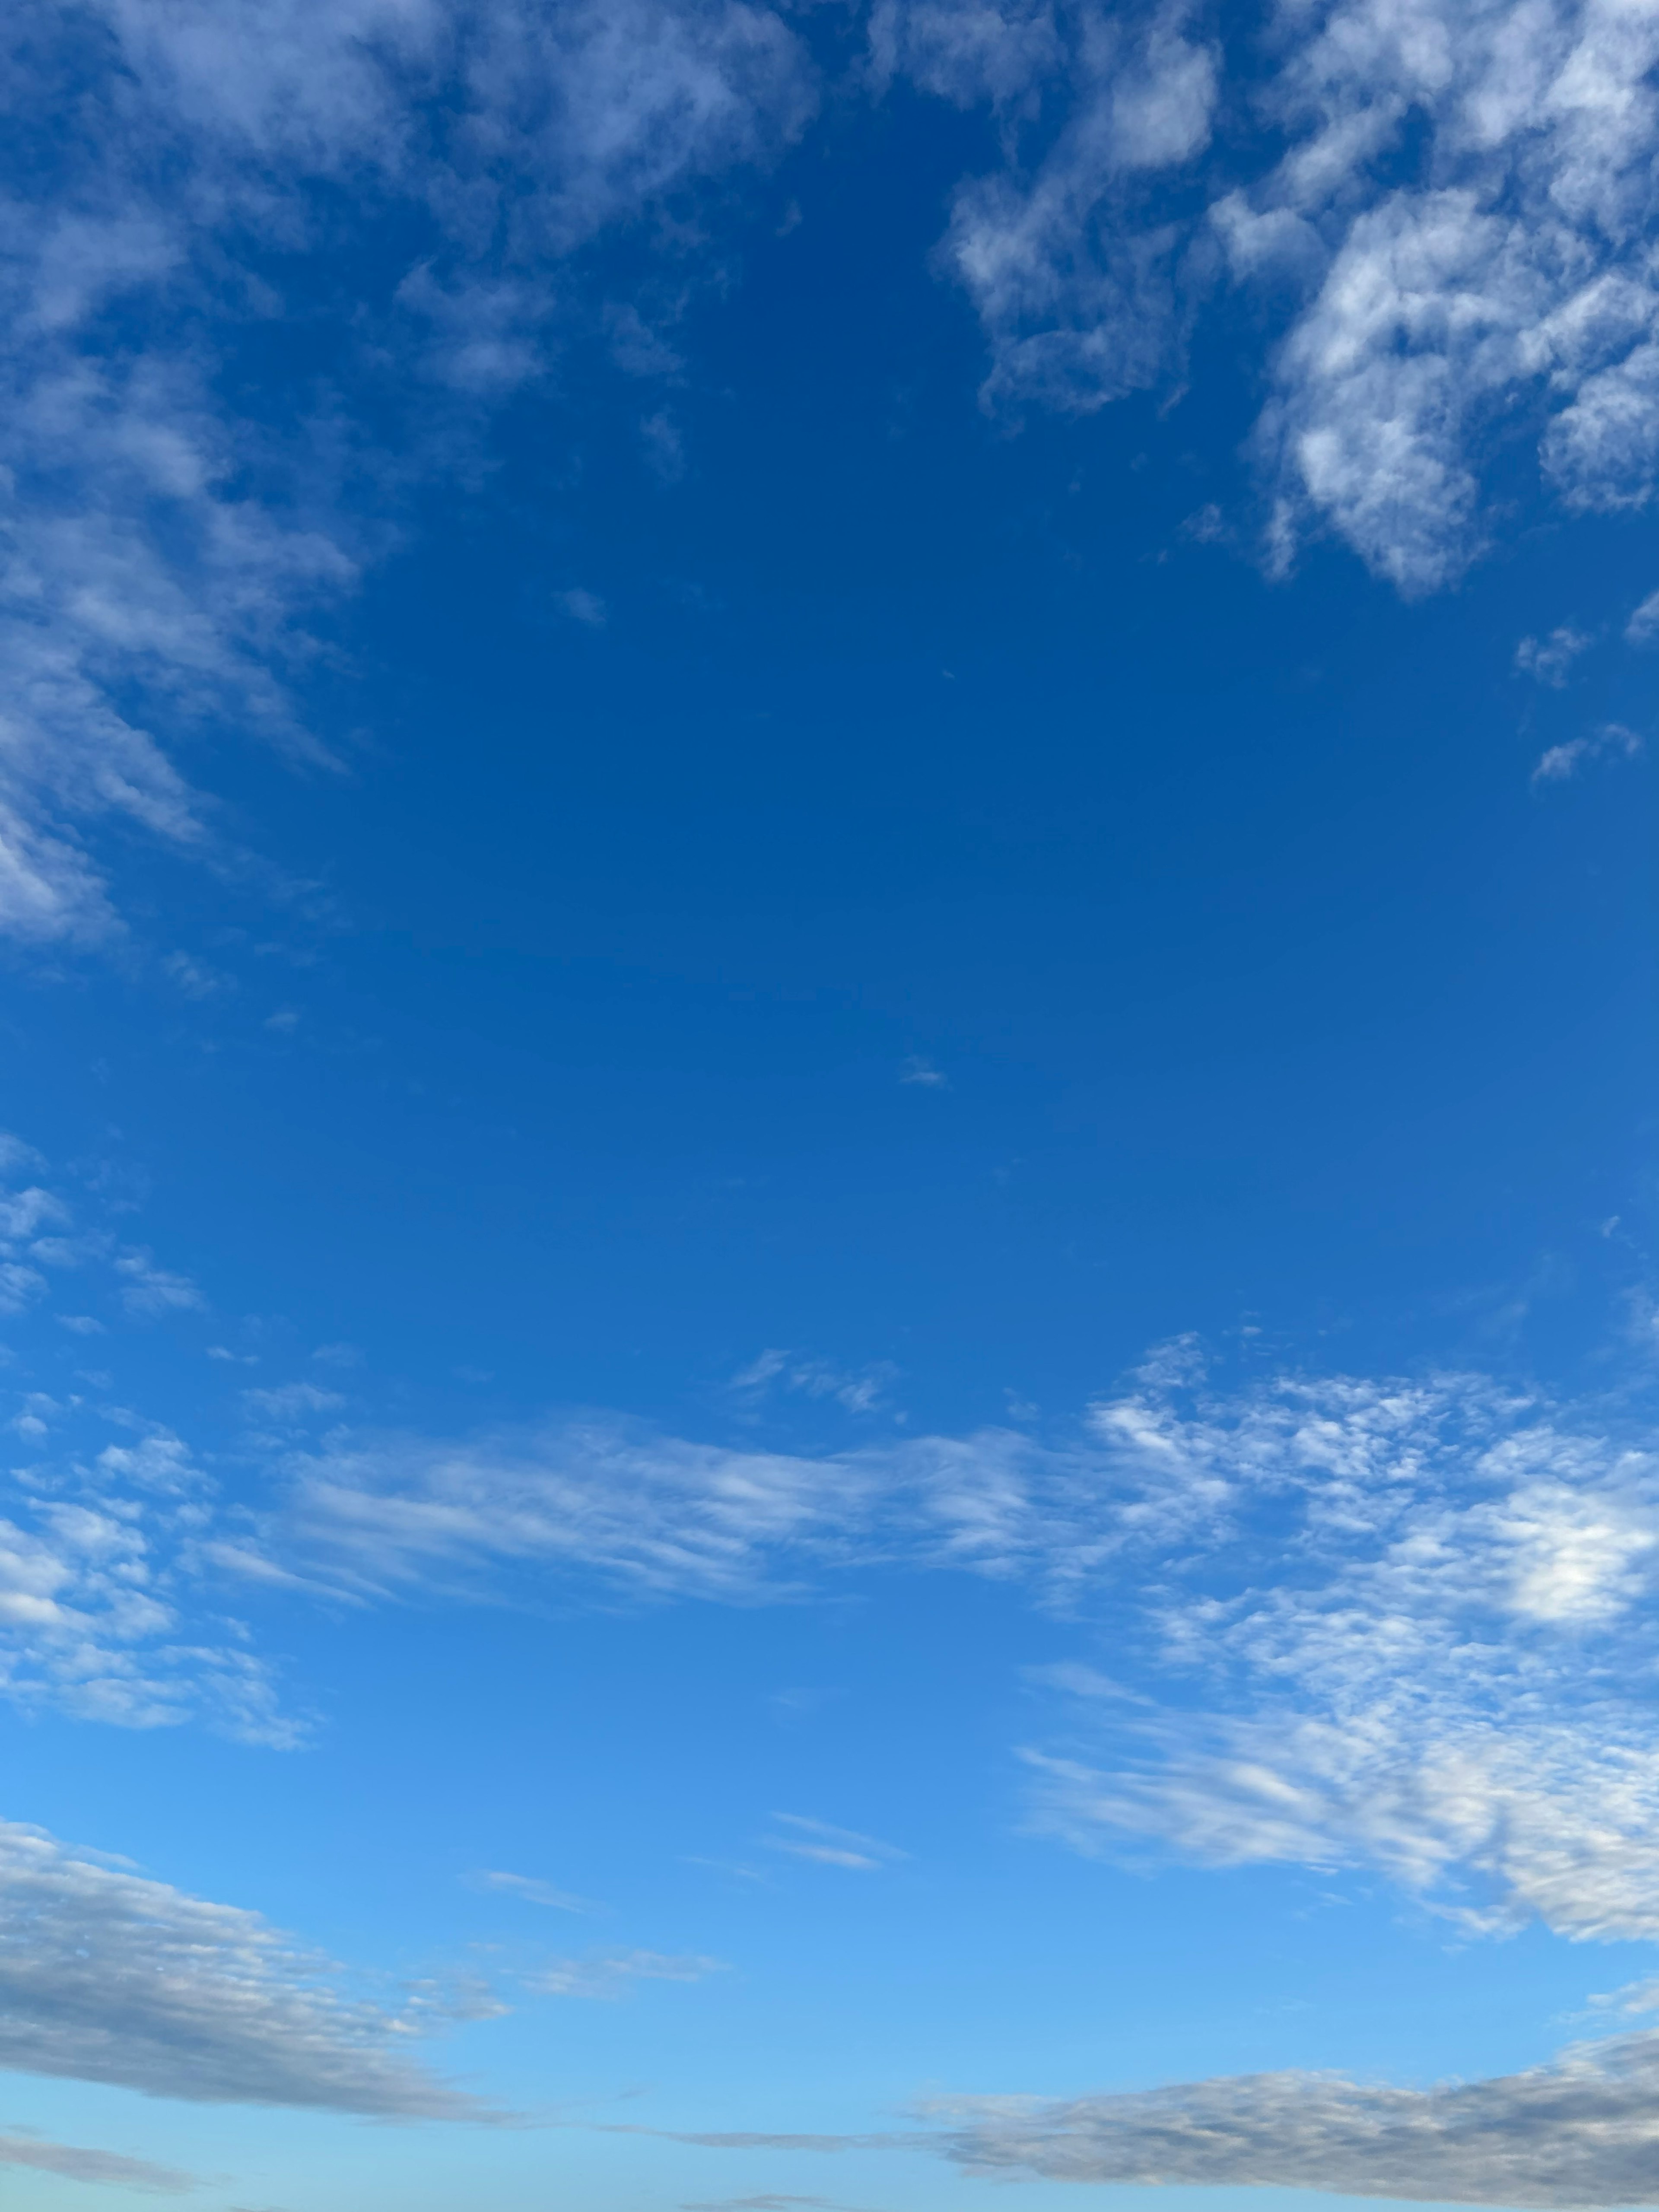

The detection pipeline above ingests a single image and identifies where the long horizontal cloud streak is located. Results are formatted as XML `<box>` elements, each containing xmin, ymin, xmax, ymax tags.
<box><xmin>0</xmin><ymin>1818</ymin><xmax>493</xmax><ymax>2115</ymax></box>
<box><xmin>931</xmin><ymin>2028</ymin><xmax>1659</xmax><ymax>2207</ymax></box>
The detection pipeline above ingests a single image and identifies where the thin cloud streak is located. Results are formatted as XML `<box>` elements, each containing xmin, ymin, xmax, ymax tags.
<box><xmin>0</xmin><ymin>2131</ymin><xmax>200</xmax><ymax>2195</ymax></box>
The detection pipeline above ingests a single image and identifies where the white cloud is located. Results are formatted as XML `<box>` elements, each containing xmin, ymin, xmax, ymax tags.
<box><xmin>1020</xmin><ymin>1363</ymin><xmax>1659</xmax><ymax>1942</ymax></box>
<box><xmin>114</xmin><ymin>1251</ymin><xmax>204</xmax><ymax>1317</ymax></box>
<box><xmin>0</xmin><ymin>2131</ymin><xmax>198</xmax><ymax>2195</ymax></box>
<box><xmin>237</xmin><ymin>1419</ymin><xmax>893</xmax><ymax>1603</ymax></box>
<box><xmin>241</xmin><ymin>1382</ymin><xmax>346</xmax><ymax>1423</ymax></box>
<box><xmin>466</xmin><ymin>1869</ymin><xmax>596</xmax><ymax>1913</ymax></box>
<box><xmin>1625</xmin><ymin>588</ymin><xmax>1659</xmax><ymax>645</ymax></box>
<box><xmin>526</xmin><ymin>1949</ymin><xmax>727</xmax><ymax>1999</ymax></box>
<box><xmin>162</xmin><ymin>951</ymin><xmax>235</xmax><ymax>1000</ymax></box>
<box><xmin>730</xmin><ymin>1349</ymin><xmax>896</xmax><ymax>1416</ymax></box>
<box><xmin>0</xmin><ymin>1187</ymin><xmax>69</xmax><ymax>1240</ymax></box>
<box><xmin>899</xmin><ymin>1056</ymin><xmax>948</xmax><ymax>1087</ymax></box>
<box><xmin>879</xmin><ymin>0</ymin><xmax>1659</xmax><ymax>590</ymax></box>
<box><xmin>928</xmin><ymin>2026</ymin><xmax>1659</xmax><ymax>2207</ymax></box>
<box><xmin>933</xmin><ymin>1</ymin><xmax>1217</xmax><ymax>413</ymax></box>
<box><xmin>1533</xmin><ymin>721</ymin><xmax>1642</xmax><ymax>783</ymax></box>
<box><xmin>764</xmin><ymin>1814</ymin><xmax>906</xmax><ymax>1872</ymax></box>
<box><xmin>1518</xmin><ymin>626</ymin><xmax>1594</xmax><ymax>684</ymax></box>
<box><xmin>868</xmin><ymin>0</ymin><xmax>1064</xmax><ymax>114</ymax></box>
<box><xmin>555</xmin><ymin>586</ymin><xmax>607</xmax><ymax>627</ymax></box>
<box><xmin>0</xmin><ymin>1404</ymin><xmax>295</xmax><ymax>1742</ymax></box>
<box><xmin>0</xmin><ymin>1262</ymin><xmax>46</xmax><ymax>1317</ymax></box>
<box><xmin>0</xmin><ymin>1816</ymin><xmax>492</xmax><ymax>2115</ymax></box>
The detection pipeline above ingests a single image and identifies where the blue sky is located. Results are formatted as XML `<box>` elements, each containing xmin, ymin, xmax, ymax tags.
<box><xmin>4</xmin><ymin>3</ymin><xmax>1659</xmax><ymax>2208</ymax></box>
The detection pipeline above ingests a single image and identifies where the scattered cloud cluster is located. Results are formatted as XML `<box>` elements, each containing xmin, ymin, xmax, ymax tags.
<box><xmin>874</xmin><ymin>0</ymin><xmax>1659</xmax><ymax>589</ymax></box>
<box><xmin>226</xmin><ymin>1354</ymin><xmax>1659</xmax><ymax>1945</ymax></box>
<box><xmin>0</xmin><ymin>1817</ymin><xmax>490</xmax><ymax>2116</ymax></box>
<box><xmin>729</xmin><ymin>1348</ymin><xmax>897</xmax><ymax>1417</ymax></box>
<box><xmin>0</xmin><ymin>1136</ymin><xmax>291</xmax><ymax>1740</ymax></box>
<box><xmin>13</xmin><ymin>1127</ymin><xmax>1659</xmax><ymax>1960</ymax></box>
<box><xmin>0</xmin><ymin>1414</ymin><xmax>293</xmax><ymax>1742</ymax></box>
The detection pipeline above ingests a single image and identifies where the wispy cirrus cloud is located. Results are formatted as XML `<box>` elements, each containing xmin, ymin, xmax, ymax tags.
<box><xmin>465</xmin><ymin>1869</ymin><xmax>597</xmax><ymax>1913</ymax></box>
<box><xmin>763</xmin><ymin>1815</ymin><xmax>906</xmax><ymax>1872</ymax></box>
<box><xmin>526</xmin><ymin>1949</ymin><xmax>727</xmax><ymax>1999</ymax></box>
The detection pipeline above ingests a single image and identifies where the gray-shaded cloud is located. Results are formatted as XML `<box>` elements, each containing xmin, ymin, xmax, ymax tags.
<box><xmin>0</xmin><ymin>2131</ymin><xmax>199</xmax><ymax>2195</ymax></box>
<box><xmin>930</xmin><ymin>2026</ymin><xmax>1659</xmax><ymax>2207</ymax></box>
<box><xmin>0</xmin><ymin>1818</ymin><xmax>495</xmax><ymax>2116</ymax></box>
